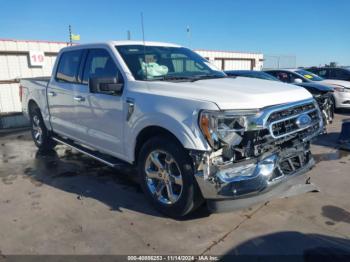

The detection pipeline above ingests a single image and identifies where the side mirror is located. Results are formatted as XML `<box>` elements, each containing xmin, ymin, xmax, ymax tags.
<box><xmin>89</xmin><ymin>77</ymin><xmax>123</xmax><ymax>95</ymax></box>
<box><xmin>294</xmin><ymin>78</ymin><xmax>303</xmax><ymax>84</ymax></box>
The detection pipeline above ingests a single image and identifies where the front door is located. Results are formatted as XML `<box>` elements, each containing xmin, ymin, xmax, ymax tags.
<box><xmin>73</xmin><ymin>48</ymin><xmax>126</xmax><ymax>159</ymax></box>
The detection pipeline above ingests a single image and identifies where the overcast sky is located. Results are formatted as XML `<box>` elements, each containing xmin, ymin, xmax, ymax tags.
<box><xmin>1</xmin><ymin>0</ymin><xmax>349</xmax><ymax>67</ymax></box>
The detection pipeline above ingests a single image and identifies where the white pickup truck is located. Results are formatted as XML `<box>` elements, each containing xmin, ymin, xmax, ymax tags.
<box><xmin>21</xmin><ymin>41</ymin><xmax>323</xmax><ymax>217</ymax></box>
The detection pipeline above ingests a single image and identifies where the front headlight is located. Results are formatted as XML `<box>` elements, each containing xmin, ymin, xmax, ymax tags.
<box><xmin>199</xmin><ymin>109</ymin><xmax>261</xmax><ymax>150</ymax></box>
<box><xmin>334</xmin><ymin>87</ymin><xmax>345</xmax><ymax>92</ymax></box>
<box><xmin>334</xmin><ymin>86</ymin><xmax>350</xmax><ymax>93</ymax></box>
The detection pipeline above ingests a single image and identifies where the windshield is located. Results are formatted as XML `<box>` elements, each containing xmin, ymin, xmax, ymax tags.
<box><xmin>296</xmin><ymin>69</ymin><xmax>324</xmax><ymax>81</ymax></box>
<box><xmin>116</xmin><ymin>45</ymin><xmax>226</xmax><ymax>81</ymax></box>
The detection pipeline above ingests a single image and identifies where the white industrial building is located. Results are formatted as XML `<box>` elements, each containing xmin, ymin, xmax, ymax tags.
<box><xmin>0</xmin><ymin>39</ymin><xmax>69</xmax><ymax>114</ymax></box>
<box><xmin>0</xmin><ymin>39</ymin><xmax>263</xmax><ymax>128</ymax></box>
<box><xmin>195</xmin><ymin>49</ymin><xmax>263</xmax><ymax>71</ymax></box>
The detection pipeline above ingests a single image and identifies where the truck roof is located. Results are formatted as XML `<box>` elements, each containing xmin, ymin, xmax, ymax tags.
<box><xmin>60</xmin><ymin>40</ymin><xmax>182</xmax><ymax>52</ymax></box>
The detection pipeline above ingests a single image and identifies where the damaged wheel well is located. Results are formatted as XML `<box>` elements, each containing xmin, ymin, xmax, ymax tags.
<box><xmin>134</xmin><ymin>126</ymin><xmax>185</xmax><ymax>164</ymax></box>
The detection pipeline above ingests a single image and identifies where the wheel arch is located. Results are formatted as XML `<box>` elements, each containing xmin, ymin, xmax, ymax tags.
<box><xmin>134</xmin><ymin>125</ymin><xmax>184</xmax><ymax>164</ymax></box>
<box><xmin>28</xmin><ymin>99</ymin><xmax>40</xmax><ymax>117</ymax></box>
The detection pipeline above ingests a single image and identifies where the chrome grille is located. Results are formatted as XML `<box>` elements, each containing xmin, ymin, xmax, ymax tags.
<box><xmin>267</xmin><ymin>102</ymin><xmax>321</xmax><ymax>139</ymax></box>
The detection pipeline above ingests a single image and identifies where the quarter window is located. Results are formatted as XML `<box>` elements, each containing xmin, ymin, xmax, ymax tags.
<box><xmin>56</xmin><ymin>50</ymin><xmax>83</xmax><ymax>83</ymax></box>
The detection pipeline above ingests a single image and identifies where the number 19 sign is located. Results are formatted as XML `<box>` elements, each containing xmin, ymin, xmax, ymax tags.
<box><xmin>29</xmin><ymin>51</ymin><xmax>45</xmax><ymax>67</ymax></box>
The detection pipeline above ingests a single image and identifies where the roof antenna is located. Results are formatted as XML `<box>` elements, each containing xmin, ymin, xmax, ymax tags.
<box><xmin>141</xmin><ymin>12</ymin><xmax>148</xmax><ymax>80</ymax></box>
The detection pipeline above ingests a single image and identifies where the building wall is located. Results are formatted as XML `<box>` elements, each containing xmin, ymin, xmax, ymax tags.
<box><xmin>0</xmin><ymin>39</ymin><xmax>69</xmax><ymax>113</ymax></box>
<box><xmin>195</xmin><ymin>49</ymin><xmax>263</xmax><ymax>71</ymax></box>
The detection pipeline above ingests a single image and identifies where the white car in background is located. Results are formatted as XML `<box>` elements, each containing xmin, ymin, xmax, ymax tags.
<box><xmin>265</xmin><ymin>69</ymin><xmax>350</xmax><ymax>109</ymax></box>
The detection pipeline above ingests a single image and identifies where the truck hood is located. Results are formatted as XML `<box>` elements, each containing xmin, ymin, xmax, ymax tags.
<box><xmin>319</xmin><ymin>79</ymin><xmax>350</xmax><ymax>89</ymax></box>
<box><xmin>147</xmin><ymin>77</ymin><xmax>313</xmax><ymax>110</ymax></box>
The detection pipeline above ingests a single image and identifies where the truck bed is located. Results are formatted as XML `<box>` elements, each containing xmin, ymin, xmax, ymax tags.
<box><xmin>20</xmin><ymin>77</ymin><xmax>51</xmax><ymax>124</ymax></box>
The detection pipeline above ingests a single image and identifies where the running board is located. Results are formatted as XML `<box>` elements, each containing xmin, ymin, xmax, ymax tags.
<box><xmin>52</xmin><ymin>136</ymin><xmax>129</xmax><ymax>168</ymax></box>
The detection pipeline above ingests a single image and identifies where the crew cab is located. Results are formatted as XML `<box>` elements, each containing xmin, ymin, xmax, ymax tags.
<box><xmin>21</xmin><ymin>41</ymin><xmax>323</xmax><ymax>217</ymax></box>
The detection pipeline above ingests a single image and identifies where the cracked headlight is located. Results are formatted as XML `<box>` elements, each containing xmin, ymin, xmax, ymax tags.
<box><xmin>199</xmin><ymin>109</ymin><xmax>261</xmax><ymax>150</ymax></box>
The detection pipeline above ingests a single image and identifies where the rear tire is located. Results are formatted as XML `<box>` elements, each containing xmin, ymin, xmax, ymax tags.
<box><xmin>29</xmin><ymin>105</ymin><xmax>56</xmax><ymax>151</ymax></box>
<box><xmin>138</xmin><ymin>136</ymin><xmax>203</xmax><ymax>218</ymax></box>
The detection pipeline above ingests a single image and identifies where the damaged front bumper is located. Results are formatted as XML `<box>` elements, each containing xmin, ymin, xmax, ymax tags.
<box><xmin>193</xmin><ymin>148</ymin><xmax>316</xmax><ymax>204</ymax></box>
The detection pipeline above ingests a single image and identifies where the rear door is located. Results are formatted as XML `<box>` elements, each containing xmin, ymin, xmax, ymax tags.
<box><xmin>73</xmin><ymin>48</ymin><xmax>126</xmax><ymax>159</ymax></box>
<box><xmin>48</xmin><ymin>49</ymin><xmax>84</xmax><ymax>140</ymax></box>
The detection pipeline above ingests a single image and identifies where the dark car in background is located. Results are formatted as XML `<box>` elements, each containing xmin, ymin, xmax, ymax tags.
<box><xmin>264</xmin><ymin>68</ymin><xmax>350</xmax><ymax>111</ymax></box>
<box><xmin>226</xmin><ymin>70</ymin><xmax>334</xmax><ymax>124</ymax></box>
<box><xmin>307</xmin><ymin>67</ymin><xmax>350</xmax><ymax>82</ymax></box>
<box><xmin>225</xmin><ymin>70</ymin><xmax>280</xmax><ymax>81</ymax></box>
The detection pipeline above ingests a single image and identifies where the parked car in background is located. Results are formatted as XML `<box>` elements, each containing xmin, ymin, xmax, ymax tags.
<box><xmin>225</xmin><ymin>70</ymin><xmax>280</xmax><ymax>81</ymax></box>
<box><xmin>20</xmin><ymin>41</ymin><xmax>324</xmax><ymax>217</ymax></box>
<box><xmin>265</xmin><ymin>69</ymin><xmax>350</xmax><ymax>110</ymax></box>
<box><xmin>226</xmin><ymin>70</ymin><xmax>334</xmax><ymax>124</ymax></box>
<box><xmin>307</xmin><ymin>67</ymin><xmax>350</xmax><ymax>82</ymax></box>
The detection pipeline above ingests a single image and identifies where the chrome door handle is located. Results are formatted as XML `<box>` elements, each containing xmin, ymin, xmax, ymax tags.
<box><xmin>73</xmin><ymin>96</ymin><xmax>85</xmax><ymax>102</ymax></box>
<box><xmin>48</xmin><ymin>91</ymin><xmax>56</xmax><ymax>97</ymax></box>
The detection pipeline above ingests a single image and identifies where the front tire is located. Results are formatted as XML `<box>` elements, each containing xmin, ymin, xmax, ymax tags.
<box><xmin>138</xmin><ymin>136</ymin><xmax>203</xmax><ymax>218</ymax></box>
<box><xmin>29</xmin><ymin>106</ymin><xmax>56</xmax><ymax>151</ymax></box>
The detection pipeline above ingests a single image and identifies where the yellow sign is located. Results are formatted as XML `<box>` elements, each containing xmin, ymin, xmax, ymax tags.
<box><xmin>71</xmin><ymin>34</ymin><xmax>80</xmax><ymax>41</ymax></box>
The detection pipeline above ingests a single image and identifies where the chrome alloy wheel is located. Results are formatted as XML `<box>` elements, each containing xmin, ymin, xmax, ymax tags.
<box><xmin>32</xmin><ymin>115</ymin><xmax>43</xmax><ymax>145</ymax></box>
<box><xmin>144</xmin><ymin>150</ymin><xmax>183</xmax><ymax>205</ymax></box>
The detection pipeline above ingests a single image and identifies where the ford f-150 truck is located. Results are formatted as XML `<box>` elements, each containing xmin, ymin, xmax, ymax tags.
<box><xmin>21</xmin><ymin>41</ymin><xmax>323</xmax><ymax>217</ymax></box>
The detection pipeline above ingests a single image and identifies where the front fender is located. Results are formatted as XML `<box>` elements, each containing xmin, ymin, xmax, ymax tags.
<box><xmin>125</xmin><ymin>111</ymin><xmax>211</xmax><ymax>163</ymax></box>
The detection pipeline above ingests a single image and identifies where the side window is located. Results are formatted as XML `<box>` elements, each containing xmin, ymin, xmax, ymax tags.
<box><xmin>56</xmin><ymin>50</ymin><xmax>83</xmax><ymax>83</ymax></box>
<box><xmin>317</xmin><ymin>69</ymin><xmax>328</xmax><ymax>78</ymax></box>
<box><xmin>334</xmin><ymin>69</ymin><xmax>350</xmax><ymax>80</ymax></box>
<box><xmin>289</xmin><ymin>72</ymin><xmax>304</xmax><ymax>83</ymax></box>
<box><xmin>82</xmin><ymin>49</ymin><xmax>123</xmax><ymax>85</ymax></box>
<box><xmin>274</xmin><ymin>72</ymin><xmax>291</xmax><ymax>83</ymax></box>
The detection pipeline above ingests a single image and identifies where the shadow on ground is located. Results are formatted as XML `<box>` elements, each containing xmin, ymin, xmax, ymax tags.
<box><xmin>220</xmin><ymin>231</ymin><xmax>350</xmax><ymax>261</ymax></box>
<box><xmin>312</xmin><ymin>132</ymin><xmax>340</xmax><ymax>148</ymax></box>
<box><xmin>335</xmin><ymin>109</ymin><xmax>350</xmax><ymax>117</ymax></box>
<box><xmin>18</xmin><ymin>148</ymin><xmax>210</xmax><ymax>220</ymax></box>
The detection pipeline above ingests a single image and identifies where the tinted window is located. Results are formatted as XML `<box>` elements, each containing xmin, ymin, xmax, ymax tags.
<box><xmin>56</xmin><ymin>50</ymin><xmax>83</xmax><ymax>83</ymax></box>
<box><xmin>272</xmin><ymin>71</ymin><xmax>292</xmax><ymax>83</ymax></box>
<box><xmin>317</xmin><ymin>69</ymin><xmax>328</xmax><ymax>78</ymax></box>
<box><xmin>82</xmin><ymin>49</ymin><xmax>122</xmax><ymax>85</ymax></box>
<box><xmin>334</xmin><ymin>69</ymin><xmax>350</xmax><ymax>80</ymax></box>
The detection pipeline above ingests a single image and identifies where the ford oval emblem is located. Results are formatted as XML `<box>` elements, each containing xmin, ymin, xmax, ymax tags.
<box><xmin>296</xmin><ymin>114</ymin><xmax>312</xmax><ymax>128</ymax></box>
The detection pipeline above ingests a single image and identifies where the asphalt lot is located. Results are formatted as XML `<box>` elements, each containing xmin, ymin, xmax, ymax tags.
<box><xmin>0</xmin><ymin>112</ymin><xmax>350</xmax><ymax>257</ymax></box>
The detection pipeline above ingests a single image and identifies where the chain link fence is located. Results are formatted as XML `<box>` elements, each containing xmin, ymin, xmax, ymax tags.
<box><xmin>263</xmin><ymin>55</ymin><xmax>297</xmax><ymax>69</ymax></box>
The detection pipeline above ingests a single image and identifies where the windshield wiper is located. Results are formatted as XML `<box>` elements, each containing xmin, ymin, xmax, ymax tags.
<box><xmin>145</xmin><ymin>74</ymin><xmax>228</xmax><ymax>82</ymax></box>
<box><xmin>146</xmin><ymin>75</ymin><xmax>194</xmax><ymax>81</ymax></box>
